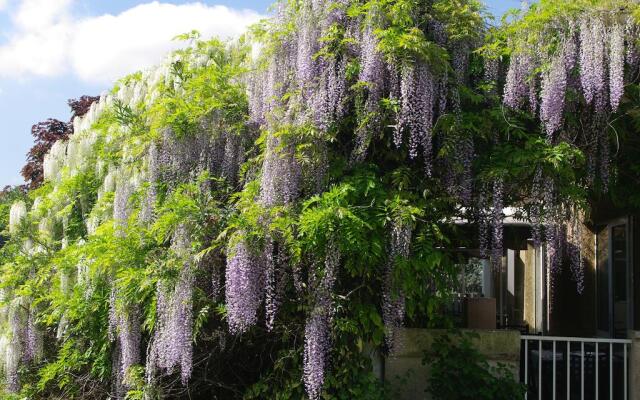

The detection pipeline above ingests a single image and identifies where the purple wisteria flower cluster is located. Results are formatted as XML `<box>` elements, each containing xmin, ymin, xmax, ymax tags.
<box><xmin>529</xmin><ymin>177</ymin><xmax>586</xmax><ymax>300</ymax></box>
<box><xmin>259</xmin><ymin>135</ymin><xmax>302</xmax><ymax>207</ymax></box>
<box><xmin>151</xmin><ymin>123</ymin><xmax>244</xmax><ymax>191</ymax></box>
<box><xmin>540</xmin><ymin>53</ymin><xmax>568</xmax><ymax>137</ymax></box>
<box><xmin>109</xmin><ymin>295</ymin><xmax>142</xmax><ymax>389</ymax></box>
<box><xmin>567</xmin><ymin>207</ymin><xmax>585</xmax><ymax>294</ymax></box>
<box><xmin>490</xmin><ymin>179</ymin><xmax>504</xmax><ymax>271</ymax></box>
<box><xmin>609</xmin><ymin>23</ymin><xmax>625</xmax><ymax>112</ymax></box>
<box><xmin>225</xmin><ymin>235</ymin><xmax>264</xmax><ymax>335</ymax></box>
<box><xmin>225</xmin><ymin>232</ymin><xmax>288</xmax><ymax>335</ymax></box>
<box><xmin>352</xmin><ymin>26</ymin><xmax>386</xmax><ymax>162</ymax></box>
<box><xmin>475</xmin><ymin>178</ymin><xmax>507</xmax><ymax>273</ymax></box>
<box><xmin>148</xmin><ymin>227</ymin><xmax>195</xmax><ymax>385</ymax></box>
<box><xmin>500</xmin><ymin>12</ymin><xmax>637</xmax><ymax>295</ymax></box>
<box><xmin>303</xmin><ymin>240</ymin><xmax>339</xmax><ymax>400</ymax></box>
<box><xmin>504</xmin><ymin>53</ymin><xmax>533</xmax><ymax>110</ymax></box>
<box><xmin>247</xmin><ymin>0</ymin><xmax>465</xmax><ymax>184</ymax></box>
<box><xmin>24</xmin><ymin>306</ymin><xmax>43</xmax><ymax>364</ymax></box>
<box><xmin>382</xmin><ymin>219</ymin><xmax>412</xmax><ymax>352</ymax></box>
<box><xmin>263</xmin><ymin>238</ymin><xmax>278</xmax><ymax>331</ymax></box>
<box><xmin>397</xmin><ymin>63</ymin><xmax>436</xmax><ymax>174</ymax></box>
<box><xmin>579</xmin><ymin>18</ymin><xmax>607</xmax><ymax>109</ymax></box>
<box><xmin>506</xmin><ymin>14</ymin><xmax>633</xmax><ymax>142</ymax></box>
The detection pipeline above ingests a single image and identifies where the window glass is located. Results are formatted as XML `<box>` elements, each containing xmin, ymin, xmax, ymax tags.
<box><xmin>612</xmin><ymin>225</ymin><xmax>627</xmax><ymax>337</ymax></box>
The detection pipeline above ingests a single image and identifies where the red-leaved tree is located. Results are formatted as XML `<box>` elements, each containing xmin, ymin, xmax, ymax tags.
<box><xmin>68</xmin><ymin>95</ymin><xmax>100</xmax><ymax>121</ymax></box>
<box><xmin>21</xmin><ymin>96</ymin><xmax>99</xmax><ymax>189</ymax></box>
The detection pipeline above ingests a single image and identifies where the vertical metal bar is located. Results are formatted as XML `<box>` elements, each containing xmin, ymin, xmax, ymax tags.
<box><xmin>609</xmin><ymin>343</ymin><xmax>613</xmax><ymax>400</ymax></box>
<box><xmin>624</xmin><ymin>344</ymin><xmax>628</xmax><ymax>400</ymax></box>
<box><xmin>539</xmin><ymin>340</ymin><xmax>543</xmax><ymax>400</ymax></box>
<box><xmin>553</xmin><ymin>341</ymin><xmax>557</xmax><ymax>400</ymax></box>
<box><xmin>596</xmin><ymin>342</ymin><xmax>599</xmax><ymax>400</ymax></box>
<box><xmin>525</xmin><ymin>339</ymin><xmax>529</xmax><ymax>400</ymax></box>
<box><xmin>567</xmin><ymin>341</ymin><xmax>571</xmax><ymax>400</ymax></box>
<box><xmin>500</xmin><ymin>255</ymin><xmax>504</xmax><ymax>326</ymax></box>
<box><xmin>581</xmin><ymin>342</ymin><xmax>585</xmax><ymax>400</ymax></box>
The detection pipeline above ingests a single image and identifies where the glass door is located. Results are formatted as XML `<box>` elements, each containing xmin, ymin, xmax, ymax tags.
<box><xmin>611</xmin><ymin>224</ymin><xmax>628</xmax><ymax>338</ymax></box>
<box><xmin>597</xmin><ymin>221</ymin><xmax>629</xmax><ymax>338</ymax></box>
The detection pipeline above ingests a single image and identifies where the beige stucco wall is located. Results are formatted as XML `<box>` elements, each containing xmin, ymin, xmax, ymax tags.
<box><xmin>384</xmin><ymin>329</ymin><xmax>521</xmax><ymax>400</ymax></box>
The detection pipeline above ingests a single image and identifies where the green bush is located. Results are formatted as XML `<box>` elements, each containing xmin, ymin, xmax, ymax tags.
<box><xmin>423</xmin><ymin>331</ymin><xmax>525</xmax><ymax>400</ymax></box>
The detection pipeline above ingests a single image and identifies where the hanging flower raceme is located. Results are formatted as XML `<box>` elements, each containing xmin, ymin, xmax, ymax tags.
<box><xmin>530</xmin><ymin>169</ymin><xmax>545</xmax><ymax>249</ymax></box>
<box><xmin>221</xmin><ymin>132</ymin><xmax>243</xmax><ymax>184</ymax></box>
<box><xmin>149</xmin><ymin>226</ymin><xmax>195</xmax><ymax>384</ymax></box>
<box><xmin>503</xmin><ymin>52</ymin><xmax>533</xmax><ymax>110</ymax></box>
<box><xmin>490</xmin><ymin>179</ymin><xmax>504</xmax><ymax>271</ymax></box>
<box><xmin>477</xmin><ymin>185</ymin><xmax>491</xmax><ymax>259</ymax></box>
<box><xmin>626</xmin><ymin>18</ymin><xmax>640</xmax><ymax>71</ymax></box>
<box><xmin>313</xmin><ymin>57</ymin><xmax>348</xmax><ymax>132</ymax></box>
<box><xmin>383</xmin><ymin>218</ymin><xmax>412</xmax><ymax>352</ymax></box>
<box><xmin>545</xmin><ymin>221</ymin><xmax>564</xmax><ymax>311</ymax></box>
<box><xmin>225</xmin><ymin>235</ymin><xmax>264</xmax><ymax>335</ymax></box>
<box><xmin>24</xmin><ymin>306</ymin><xmax>43</xmax><ymax>364</ymax></box>
<box><xmin>545</xmin><ymin>223</ymin><xmax>564</xmax><ymax>277</ymax></box>
<box><xmin>566</xmin><ymin>206</ymin><xmax>585</xmax><ymax>294</ymax></box>
<box><xmin>609</xmin><ymin>23</ymin><xmax>625</xmax><ymax>112</ymax></box>
<box><xmin>579</xmin><ymin>17</ymin><xmax>607</xmax><ymax>107</ymax></box>
<box><xmin>540</xmin><ymin>53</ymin><xmax>568</xmax><ymax>137</ymax></box>
<box><xmin>397</xmin><ymin>62</ymin><xmax>436</xmax><ymax>174</ymax></box>
<box><xmin>296</xmin><ymin>5</ymin><xmax>320</xmax><ymax>87</ymax></box>
<box><xmin>5</xmin><ymin>297</ymin><xmax>27</xmax><ymax>392</ymax></box>
<box><xmin>303</xmin><ymin>311</ymin><xmax>331</xmax><ymax>400</ymax></box>
<box><xmin>113</xmin><ymin>177</ymin><xmax>133</xmax><ymax>234</ymax></box>
<box><xmin>264</xmin><ymin>237</ymin><xmax>278</xmax><ymax>331</ymax></box>
<box><xmin>109</xmin><ymin>286</ymin><xmax>142</xmax><ymax>387</ymax></box>
<box><xmin>444</xmin><ymin>132</ymin><xmax>476</xmax><ymax>207</ymax></box>
<box><xmin>459</xmin><ymin>135</ymin><xmax>475</xmax><ymax>206</ymax></box>
<box><xmin>353</xmin><ymin>25</ymin><xmax>387</xmax><ymax>162</ymax></box>
<box><xmin>483</xmin><ymin>56</ymin><xmax>499</xmax><ymax>93</ymax></box>
<box><xmin>9</xmin><ymin>201</ymin><xmax>27</xmax><ymax>236</ymax></box>
<box><xmin>259</xmin><ymin>134</ymin><xmax>302</xmax><ymax>207</ymax></box>
<box><xmin>303</xmin><ymin>240</ymin><xmax>339</xmax><ymax>400</ymax></box>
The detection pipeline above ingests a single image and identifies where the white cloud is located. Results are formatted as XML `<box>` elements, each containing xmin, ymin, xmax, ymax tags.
<box><xmin>0</xmin><ymin>1</ymin><xmax>263</xmax><ymax>84</ymax></box>
<box><xmin>0</xmin><ymin>23</ymin><xmax>71</xmax><ymax>77</ymax></box>
<box><xmin>13</xmin><ymin>0</ymin><xmax>72</xmax><ymax>30</ymax></box>
<box><xmin>71</xmin><ymin>2</ymin><xmax>261</xmax><ymax>83</ymax></box>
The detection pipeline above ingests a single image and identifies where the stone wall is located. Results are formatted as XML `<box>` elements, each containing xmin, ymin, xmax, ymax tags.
<box><xmin>382</xmin><ymin>329</ymin><xmax>521</xmax><ymax>400</ymax></box>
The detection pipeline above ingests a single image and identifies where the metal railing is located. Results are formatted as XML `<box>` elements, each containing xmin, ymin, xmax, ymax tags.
<box><xmin>521</xmin><ymin>335</ymin><xmax>632</xmax><ymax>400</ymax></box>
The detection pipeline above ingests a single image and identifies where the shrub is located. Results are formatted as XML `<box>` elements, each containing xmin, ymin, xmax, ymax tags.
<box><xmin>424</xmin><ymin>331</ymin><xmax>526</xmax><ymax>400</ymax></box>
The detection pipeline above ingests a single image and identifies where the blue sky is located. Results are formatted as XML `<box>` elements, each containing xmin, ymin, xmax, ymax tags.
<box><xmin>0</xmin><ymin>0</ymin><xmax>518</xmax><ymax>187</ymax></box>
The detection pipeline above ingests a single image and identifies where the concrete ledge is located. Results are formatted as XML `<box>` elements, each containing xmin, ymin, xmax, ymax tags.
<box><xmin>389</xmin><ymin>328</ymin><xmax>520</xmax><ymax>361</ymax></box>
<box><xmin>384</xmin><ymin>329</ymin><xmax>521</xmax><ymax>400</ymax></box>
